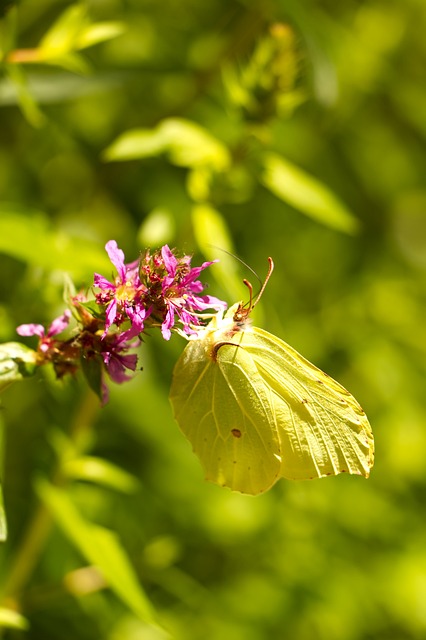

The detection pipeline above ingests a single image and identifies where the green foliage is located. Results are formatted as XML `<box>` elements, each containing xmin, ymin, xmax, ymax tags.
<box><xmin>37</xmin><ymin>479</ymin><xmax>157</xmax><ymax>626</ymax></box>
<box><xmin>1</xmin><ymin>0</ymin><xmax>426</xmax><ymax>638</ymax></box>
<box><xmin>0</xmin><ymin>342</ymin><xmax>37</xmax><ymax>392</ymax></box>
<box><xmin>261</xmin><ymin>152</ymin><xmax>359</xmax><ymax>234</ymax></box>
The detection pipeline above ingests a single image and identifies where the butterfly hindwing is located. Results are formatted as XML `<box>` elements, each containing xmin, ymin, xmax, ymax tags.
<box><xmin>170</xmin><ymin>337</ymin><xmax>281</xmax><ymax>494</ymax></box>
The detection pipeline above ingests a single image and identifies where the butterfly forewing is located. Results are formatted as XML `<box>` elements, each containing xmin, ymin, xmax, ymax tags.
<box><xmin>234</xmin><ymin>326</ymin><xmax>374</xmax><ymax>480</ymax></box>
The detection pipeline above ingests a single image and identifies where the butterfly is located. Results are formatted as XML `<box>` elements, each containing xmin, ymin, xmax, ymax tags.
<box><xmin>169</xmin><ymin>258</ymin><xmax>374</xmax><ymax>495</ymax></box>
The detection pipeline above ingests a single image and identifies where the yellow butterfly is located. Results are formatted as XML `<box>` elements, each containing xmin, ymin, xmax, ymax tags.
<box><xmin>170</xmin><ymin>259</ymin><xmax>374</xmax><ymax>495</ymax></box>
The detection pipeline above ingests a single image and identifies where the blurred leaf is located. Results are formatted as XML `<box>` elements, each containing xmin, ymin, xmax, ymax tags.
<box><xmin>261</xmin><ymin>152</ymin><xmax>359</xmax><ymax>234</ymax></box>
<box><xmin>0</xmin><ymin>608</ymin><xmax>29</xmax><ymax>630</ymax></box>
<box><xmin>37</xmin><ymin>480</ymin><xmax>159</xmax><ymax>627</ymax></box>
<box><xmin>77</xmin><ymin>22</ymin><xmax>126</xmax><ymax>50</ymax></box>
<box><xmin>41</xmin><ymin>51</ymin><xmax>91</xmax><ymax>75</ymax></box>
<box><xmin>0</xmin><ymin>6</ymin><xmax>17</xmax><ymax>60</ymax></box>
<box><xmin>191</xmin><ymin>204</ymin><xmax>247</xmax><ymax>301</ymax></box>
<box><xmin>104</xmin><ymin>118</ymin><xmax>230</xmax><ymax>170</ymax></box>
<box><xmin>0</xmin><ymin>483</ymin><xmax>6</xmax><ymax>542</ymax></box>
<box><xmin>62</xmin><ymin>456</ymin><xmax>141</xmax><ymax>494</ymax></box>
<box><xmin>0</xmin><ymin>212</ymin><xmax>110</xmax><ymax>280</ymax></box>
<box><xmin>0</xmin><ymin>71</ymin><xmax>123</xmax><ymax>105</ymax></box>
<box><xmin>39</xmin><ymin>4</ymin><xmax>88</xmax><ymax>58</ymax></box>
<box><xmin>5</xmin><ymin>64</ymin><xmax>45</xmax><ymax>127</ymax></box>
<box><xmin>81</xmin><ymin>355</ymin><xmax>103</xmax><ymax>402</ymax></box>
<box><xmin>0</xmin><ymin>342</ymin><xmax>37</xmax><ymax>393</ymax></box>
<box><xmin>137</xmin><ymin>208</ymin><xmax>175</xmax><ymax>247</ymax></box>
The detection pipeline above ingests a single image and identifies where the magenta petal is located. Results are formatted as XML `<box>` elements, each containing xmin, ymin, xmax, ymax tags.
<box><xmin>106</xmin><ymin>357</ymin><xmax>136</xmax><ymax>383</ymax></box>
<box><xmin>196</xmin><ymin>295</ymin><xmax>227</xmax><ymax>310</ymax></box>
<box><xmin>181</xmin><ymin>260</ymin><xmax>218</xmax><ymax>286</ymax></box>
<box><xmin>101</xmin><ymin>380</ymin><xmax>110</xmax><ymax>406</ymax></box>
<box><xmin>161</xmin><ymin>245</ymin><xmax>178</xmax><ymax>278</ymax></box>
<box><xmin>47</xmin><ymin>310</ymin><xmax>71</xmax><ymax>337</ymax></box>
<box><xmin>16</xmin><ymin>323</ymin><xmax>45</xmax><ymax>338</ymax></box>
<box><xmin>94</xmin><ymin>273</ymin><xmax>115</xmax><ymax>290</ymax></box>
<box><xmin>105</xmin><ymin>299</ymin><xmax>117</xmax><ymax>330</ymax></box>
<box><xmin>105</xmin><ymin>240</ymin><xmax>126</xmax><ymax>281</ymax></box>
<box><xmin>161</xmin><ymin>305</ymin><xmax>175</xmax><ymax>340</ymax></box>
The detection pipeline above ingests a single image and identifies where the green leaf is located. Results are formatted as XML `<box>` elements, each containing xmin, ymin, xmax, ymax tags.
<box><xmin>0</xmin><ymin>342</ymin><xmax>37</xmax><ymax>393</ymax></box>
<box><xmin>0</xmin><ymin>6</ymin><xmax>18</xmax><ymax>61</ymax></box>
<box><xmin>137</xmin><ymin>208</ymin><xmax>175</xmax><ymax>247</ymax></box>
<box><xmin>42</xmin><ymin>51</ymin><xmax>91</xmax><ymax>75</ymax></box>
<box><xmin>0</xmin><ymin>211</ymin><xmax>111</xmax><ymax>280</ymax></box>
<box><xmin>37</xmin><ymin>480</ymin><xmax>159</xmax><ymax>627</ymax></box>
<box><xmin>6</xmin><ymin>65</ymin><xmax>45</xmax><ymax>127</ymax></box>
<box><xmin>62</xmin><ymin>456</ymin><xmax>141</xmax><ymax>494</ymax></box>
<box><xmin>77</xmin><ymin>22</ymin><xmax>126</xmax><ymax>50</ymax></box>
<box><xmin>39</xmin><ymin>4</ymin><xmax>88</xmax><ymax>58</ymax></box>
<box><xmin>0</xmin><ymin>484</ymin><xmax>7</xmax><ymax>542</ymax></box>
<box><xmin>104</xmin><ymin>118</ymin><xmax>230</xmax><ymax>171</ymax></box>
<box><xmin>81</xmin><ymin>355</ymin><xmax>103</xmax><ymax>402</ymax></box>
<box><xmin>191</xmin><ymin>204</ymin><xmax>247</xmax><ymax>301</ymax></box>
<box><xmin>261</xmin><ymin>152</ymin><xmax>360</xmax><ymax>234</ymax></box>
<box><xmin>0</xmin><ymin>608</ymin><xmax>29</xmax><ymax>630</ymax></box>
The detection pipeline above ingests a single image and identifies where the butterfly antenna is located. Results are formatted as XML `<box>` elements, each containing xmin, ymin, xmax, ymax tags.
<box><xmin>207</xmin><ymin>244</ymin><xmax>263</xmax><ymax>288</ymax></box>
<box><xmin>251</xmin><ymin>257</ymin><xmax>274</xmax><ymax>310</ymax></box>
<box><xmin>232</xmin><ymin>257</ymin><xmax>274</xmax><ymax>325</ymax></box>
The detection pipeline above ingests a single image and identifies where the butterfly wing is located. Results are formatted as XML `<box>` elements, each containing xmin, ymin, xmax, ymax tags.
<box><xmin>170</xmin><ymin>337</ymin><xmax>281</xmax><ymax>494</ymax></box>
<box><xmin>237</xmin><ymin>327</ymin><xmax>374</xmax><ymax>480</ymax></box>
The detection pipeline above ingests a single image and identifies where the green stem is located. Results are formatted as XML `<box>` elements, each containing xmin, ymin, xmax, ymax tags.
<box><xmin>0</xmin><ymin>390</ymin><xmax>100</xmax><ymax>609</ymax></box>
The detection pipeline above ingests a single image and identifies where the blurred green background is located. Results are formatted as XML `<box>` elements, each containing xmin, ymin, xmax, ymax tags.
<box><xmin>1</xmin><ymin>0</ymin><xmax>426</xmax><ymax>638</ymax></box>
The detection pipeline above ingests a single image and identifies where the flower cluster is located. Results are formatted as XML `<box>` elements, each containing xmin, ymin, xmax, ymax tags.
<box><xmin>16</xmin><ymin>241</ymin><xmax>226</xmax><ymax>403</ymax></box>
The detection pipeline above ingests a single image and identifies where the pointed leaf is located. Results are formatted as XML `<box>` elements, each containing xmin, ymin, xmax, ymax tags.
<box><xmin>81</xmin><ymin>354</ymin><xmax>103</xmax><ymax>401</ymax></box>
<box><xmin>77</xmin><ymin>22</ymin><xmax>126</xmax><ymax>50</ymax></box>
<box><xmin>37</xmin><ymin>480</ymin><xmax>159</xmax><ymax>626</ymax></box>
<box><xmin>261</xmin><ymin>152</ymin><xmax>359</xmax><ymax>234</ymax></box>
<box><xmin>191</xmin><ymin>204</ymin><xmax>247</xmax><ymax>301</ymax></box>
<box><xmin>0</xmin><ymin>212</ymin><xmax>111</xmax><ymax>279</ymax></box>
<box><xmin>39</xmin><ymin>5</ymin><xmax>87</xmax><ymax>58</ymax></box>
<box><xmin>62</xmin><ymin>456</ymin><xmax>141</xmax><ymax>494</ymax></box>
<box><xmin>104</xmin><ymin>118</ymin><xmax>230</xmax><ymax>170</ymax></box>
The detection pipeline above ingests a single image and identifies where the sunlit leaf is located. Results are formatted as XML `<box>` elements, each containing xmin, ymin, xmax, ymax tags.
<box><xmin>191</xmin><ymin>204</ymin><xmax>247</xmax><ymax>301</ymax></box>
<box><xmin>0</xmin><ymin>212</ymin><xmax>111</xmax><ymax>280</ymax></box>
<box><xmin>0</xmin><ymin>484</ymin><xmax>7</xmax><ymax>542</ymax></box>
<box><xmin>41</xmin><ymin>51</ymin><xmax>91</xmax><ymax>75</ymax></box>
<box><xmin>0</xmin><ymin>608</ymin><xmax>29</xmax><ymax>630</ymax></box>
<box><xmin>104</xmin><ymin>118</ymin><xmax>230</xmax><ymax>170</ymax></box>
<box><xmin>137</xmin><ymin>208</ymin><xmax>175</xmax><ymax>247</ymax></box>
<box><xmin>39</xmin><ymin>4</ymin><xmax>87</xmax><ymax>58</ymax></box>
<box><xmin>261</xmin><ymin>152</ymin><xmax>360</xmax><ymax>234</ymax></box>
<box><xmin>77</xmin><ymin>22</ymin><xmax>126</xmax><ymax>50</ymax></box>
<box><xmin>62</xmin><ymin>456</ymin><xmax>141</xmax><ymax>494</ymax></box>
<box><xmin>37</xmin><ymin>480</ymin><xmax>159</xmax><ymax>626</ymax></box>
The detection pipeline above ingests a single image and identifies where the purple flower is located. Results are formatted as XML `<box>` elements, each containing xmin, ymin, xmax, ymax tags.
<box><xmin>101</xmin><ymin>327</ymin><xmax>139</xmax><ymax>383</ymax></box>
<box><xmin>98</xmin><ymin>326</ymin><xmax>140</xmax><ymax>404</ymax></box>
<box><xmin>159</xmin><ymin>245</ymin><xmax>227</xmax><ymax>340</ymax></box>
<box><xmin>17</xmin><ymin>310</ymin><xmax>71</xmax><ymax>353</ymax></box>
<box><xmin>94</xmin><ymin>240</ymin><xmax>149</xmax><ymax>337</ymax></box>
